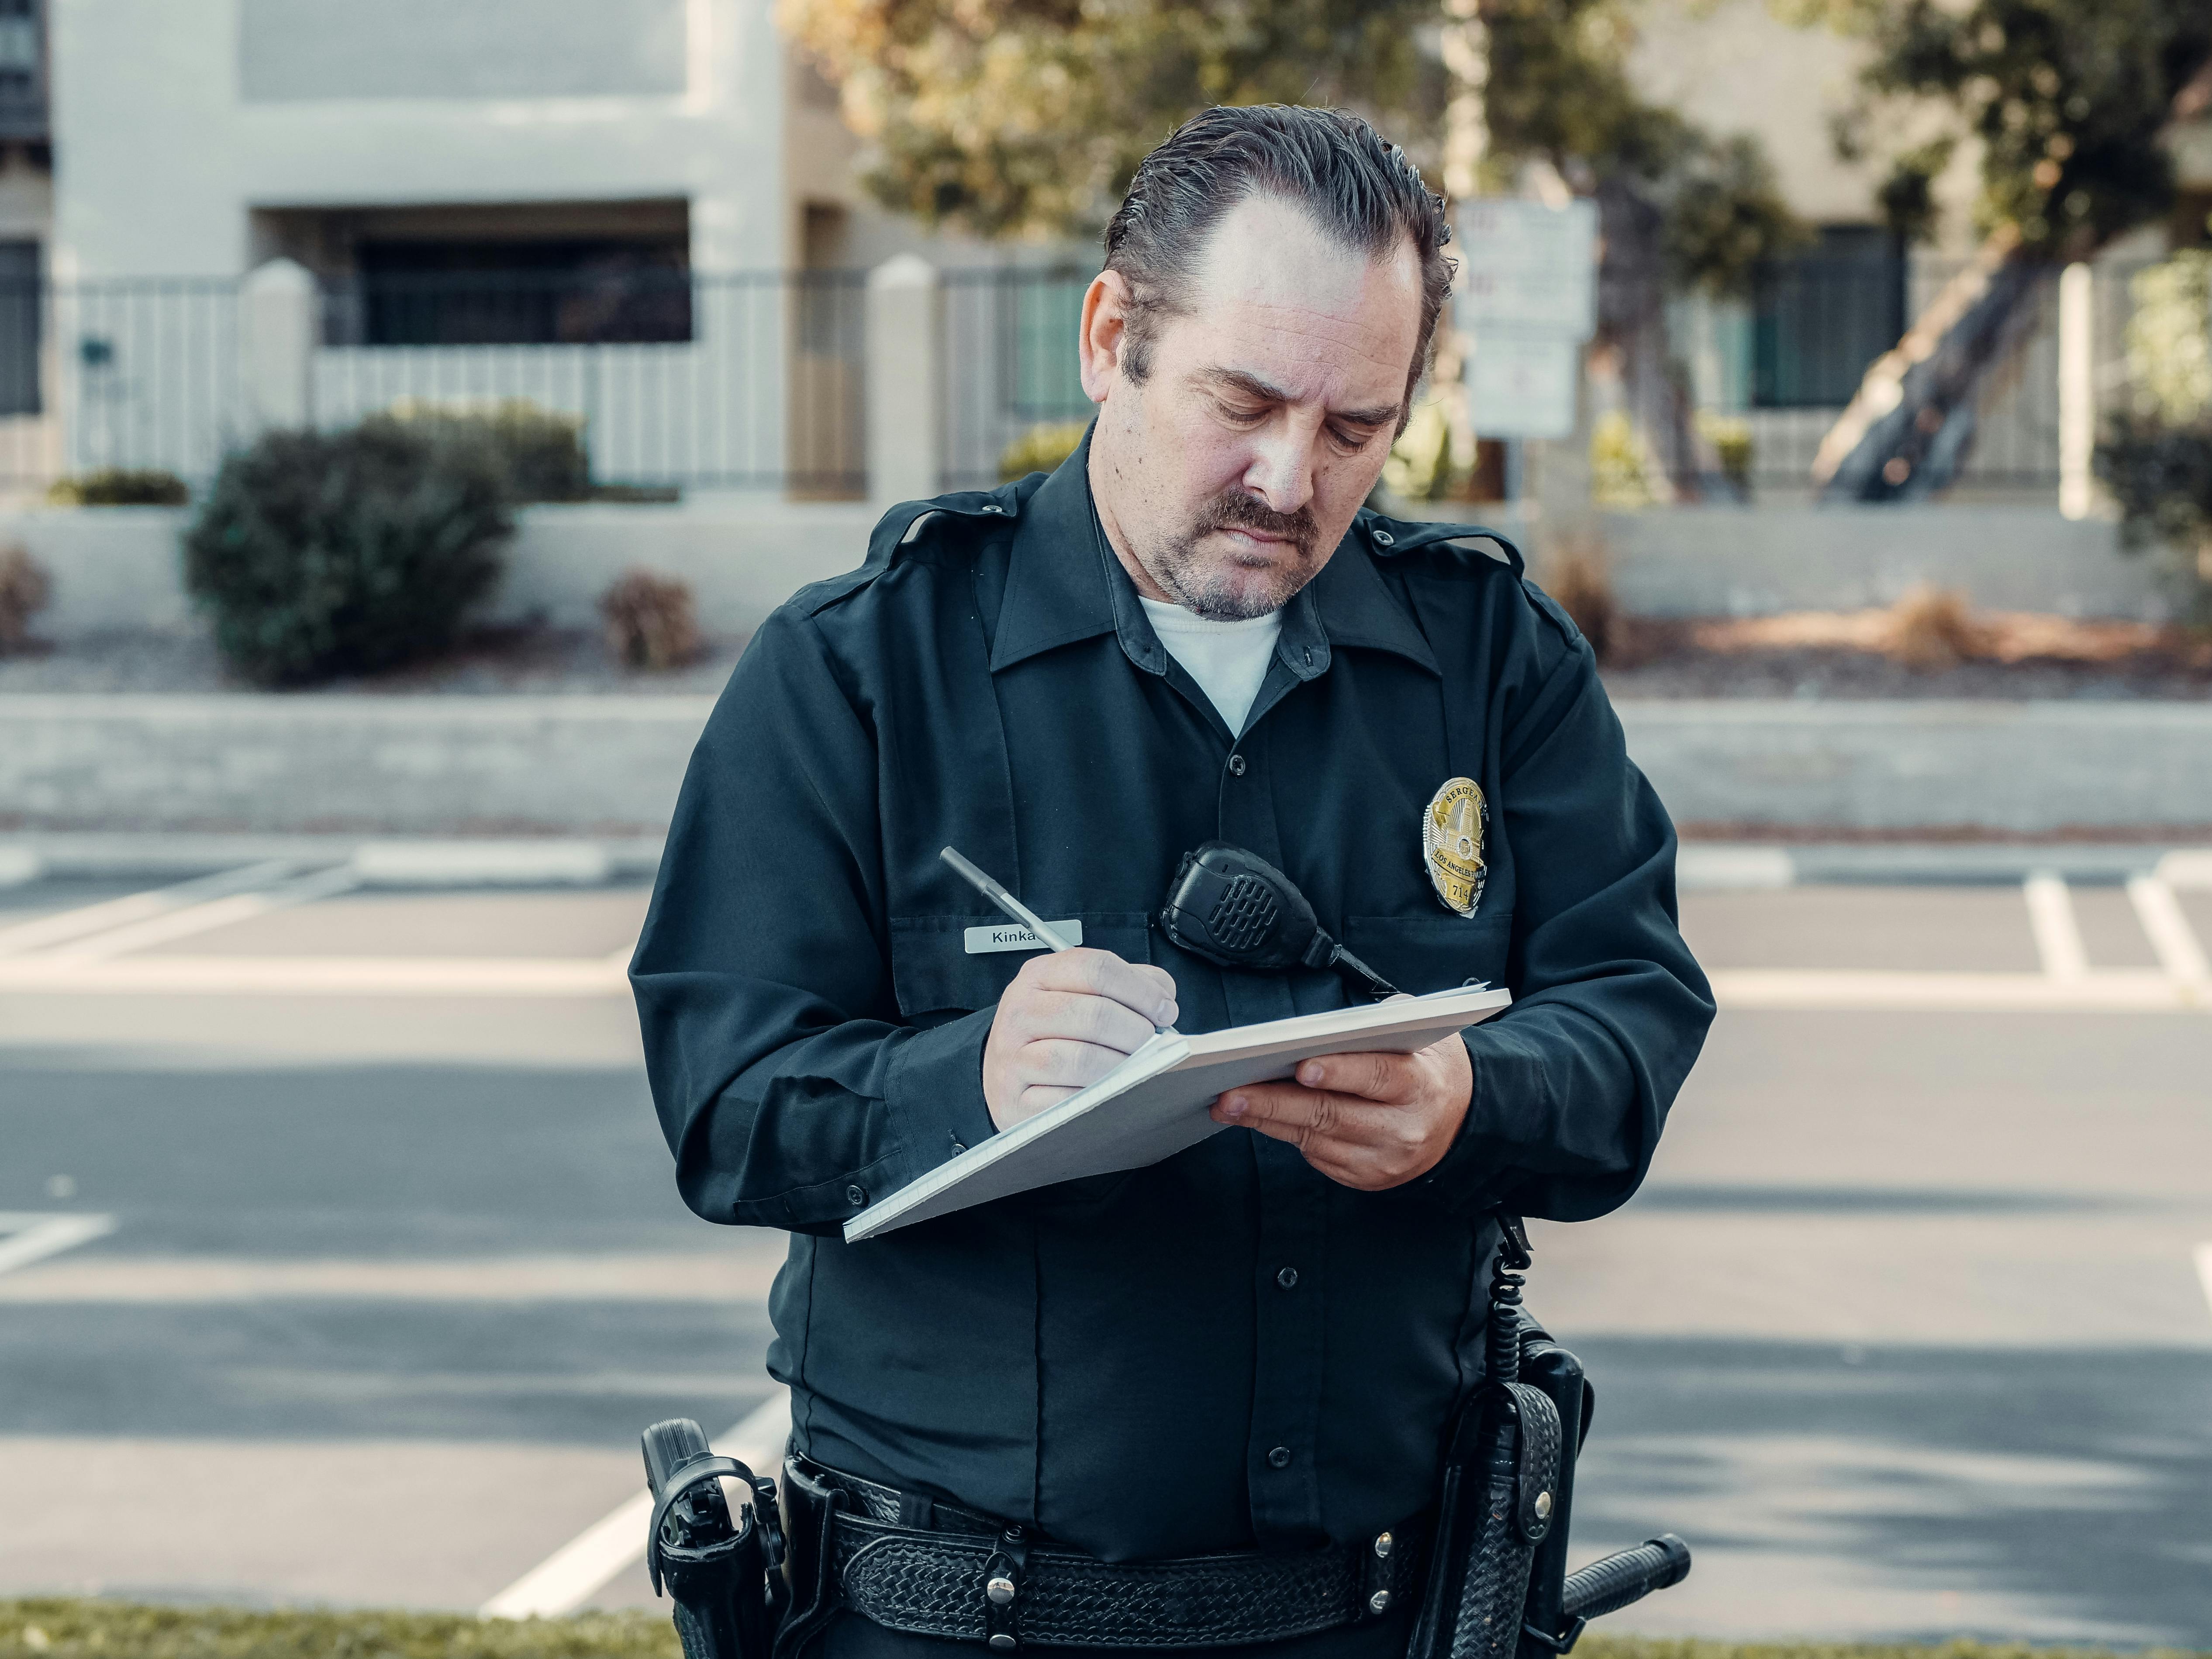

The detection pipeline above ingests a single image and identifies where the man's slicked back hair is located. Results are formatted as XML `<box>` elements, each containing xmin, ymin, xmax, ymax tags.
<box><xmin>1103</xmin><ymin>105</ymin><xmax>1455</xmax><ymax>414</ymax></box>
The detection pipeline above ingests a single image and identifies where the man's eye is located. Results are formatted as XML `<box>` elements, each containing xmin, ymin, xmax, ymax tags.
<box><xmin>1329</xmin><ymin>424</ymin><xmax>1381</xmax><ymax>452</ymax></box>
<box><xmin>1218</xmin><ymin>402</ymin><xmax>1268</xmax><ymax>424</ymax></box>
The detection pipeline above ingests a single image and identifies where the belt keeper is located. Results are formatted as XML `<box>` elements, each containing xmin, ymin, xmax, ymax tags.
<box><xmin>1358</xmin><ymin>1528</ymin><xmax>1396</xmax><ymax>1619</ymax></box>
<box><xmin>983</xmin><ymin>1524</ymin><xmax>1029</xmax><ymax>1651</ymax></box>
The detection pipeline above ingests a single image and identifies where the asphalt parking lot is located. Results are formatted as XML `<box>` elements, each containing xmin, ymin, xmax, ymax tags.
<box><xmin>1</xmin><ymin>860</ymin><xmax>2208</xmax><ymax>1641</ymax></box>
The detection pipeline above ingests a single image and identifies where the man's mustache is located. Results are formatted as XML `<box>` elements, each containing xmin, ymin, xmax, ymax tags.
<box><xmin>1194</xmin><ymin>491</ymin><xmax>1318</xmax><ymax>557</ymax></box>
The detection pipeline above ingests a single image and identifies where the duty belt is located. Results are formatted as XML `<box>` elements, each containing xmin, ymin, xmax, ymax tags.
<box><xmin>801</xmin><ymin>1461</ymin><xmax>1424</xmax><ymax>1650</ymax></box>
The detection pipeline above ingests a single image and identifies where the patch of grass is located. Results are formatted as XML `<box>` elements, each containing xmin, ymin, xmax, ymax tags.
<box><xmin>0</xmin><ymin>1602</ymin><xmax>679</xmax><ymax>1659</ymax></box>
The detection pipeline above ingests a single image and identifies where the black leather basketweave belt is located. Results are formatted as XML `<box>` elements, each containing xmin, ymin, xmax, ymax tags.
<box><xmin>820</xmin><ymin>1470</ymin><xmax>1425</xmax><ymax>1650</ymax></box>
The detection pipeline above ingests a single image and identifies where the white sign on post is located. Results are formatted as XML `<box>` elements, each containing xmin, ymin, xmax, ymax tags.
<box><xmin>1466</xmin><ymin>333</ymin><xmax>1580</xmax><ymax>441</ymax></box>
<box><xmin>1454</xmin><ymin>199</ymin><xmax>1598</xmax><ymax>441</ymax></box>
<box><xmin>1454</xmin><ymin>199</ymin><xmax>1599</xmax><ymax>337</ymax></box>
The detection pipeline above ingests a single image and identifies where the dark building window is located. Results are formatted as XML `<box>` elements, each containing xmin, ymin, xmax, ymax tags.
<box><xmin>0</xmin><ymin>0</ymin><xmax>43</xmax><ymax>141</ymax></box>
<box><xmin>0</xmin><ymin>238</ymin><xmax>39</xmax><ymax>416</ymax></box>
<box><xmin>349</xmin><ymin>234</ymin><xmax>692</xmax><ymax>347</ymax></box>
<box><xmin>1751</xmin><ymin>225</ymin><xmax>1905</xmax><ymax>408</ymax></box>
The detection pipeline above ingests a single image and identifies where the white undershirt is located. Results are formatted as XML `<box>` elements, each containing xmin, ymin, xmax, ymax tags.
<box><xmin>1138</xmin><ymin>596</ymin><xmax>1283</xmax><ymax>736</ymax></box>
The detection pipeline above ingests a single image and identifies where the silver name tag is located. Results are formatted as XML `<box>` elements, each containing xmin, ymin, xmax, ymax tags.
<box><xmin>963</xmin><ymin>919</ymin><xmax>1083</xmax><ymax>954</ymax></box>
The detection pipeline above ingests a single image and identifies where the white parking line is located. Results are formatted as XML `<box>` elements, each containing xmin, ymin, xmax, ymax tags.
<box><xmin>1709</xmin><ymin>967</ymin><xmax>2197</xmax><ymax>1011</ymax></box>
<box><xmin>2023</xmin><ymin>872</ymin><xmax>2088</xmax><ymax>981</ymax></box>
<box><xmin>48</xmin><ymin>866</ymin><xmax>362</xmax><ymax>962</ymax></box>
<box><xmin>481</xmin><ymin>1390</ymin><xmax>792</xmax><ymax>1619</ymax></box>
<box><xmin>2126</xmin><ymin>876</ymin><xmax>2211</xmax><ymax>991</ymax></box>
<box><xmin>0</xmin><ymin>1213</ymin><xmax>118</xmax><ymax>1277</ymax></box>
<box><xmin>0</xmin><ymin>862</ymin><xmax>295</xmax><ymax>957</ymax></box>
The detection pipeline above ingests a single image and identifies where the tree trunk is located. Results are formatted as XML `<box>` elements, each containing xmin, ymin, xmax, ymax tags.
<box><xmin>1812</xmin><ymin>228</ymin><xmax>2056</xmax><ymax>502</ymax></box>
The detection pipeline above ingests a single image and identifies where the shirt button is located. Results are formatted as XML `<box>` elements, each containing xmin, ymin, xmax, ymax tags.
<box><xmin>1266</xmin><ymin>1446</ymin><xmax>1292</xmax><ymax>1469</ymax></box>
<box><xmin>1227</xmin><ymin>754</ymin><xmax>1246</xmax><ymax>776</ymax></box>
<box><xmin>845</xmin><ymin>1184</ymin><xmax>867</xmax><ymax>1207</ymax></box>
<box><xmin>1276</xmin><ymin>1266</ymin><xmax>1298</xmax><ymax>1290</ymax></box>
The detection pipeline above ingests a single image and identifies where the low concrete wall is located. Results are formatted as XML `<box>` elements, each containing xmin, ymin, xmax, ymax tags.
<box><xmin>11</xmin><ymin>500</ymin><xmax>879</xmax><ymax>642</ymax></box>
<box><xmin>7</xmin><ymin>692</ymin><xmax>2210</xmax><ymax>835</ymax></box>
<box><xmin>1597</xmin><ymin>504</ymin><xmax>2174</xmax><ymax>621</ymax></box>
<box><xmin>0</xmin><ymin>694</ymin><xmax>714</xmax><ymax>834</ymax></box>
<box><xmin>1621</xmin><ymin>700</ymin><xmax>2212</xmax><ymax>833</ymax></box>
<box><xmin>4</xmin><ymin>499</ymin><xmax>2178</xmax><ymax>642</ymax></box>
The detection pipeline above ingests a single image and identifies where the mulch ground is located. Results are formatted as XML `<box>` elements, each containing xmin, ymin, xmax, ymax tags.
<box><xmin>4</xmin><ymin>610</ymin><xmax>2209</xmax><ymax>701</ymax></box>
<box><xmin>1599</xmin><ymin>610</ymin><xmax>2212</xmax><ymax>700</ymax></box>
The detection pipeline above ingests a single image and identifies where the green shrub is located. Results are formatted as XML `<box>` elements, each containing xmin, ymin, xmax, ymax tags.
<box><xmin>1591</xmin><ymin>410</ymin><xmax>1673</xmax><ymax>508</ymax></box>
<box><xmin>383</xmin><ymin>397</ymin><xmax>592</xmax><ymax>504</ymax></box>
<box><xmin>997</xmin><ymin>419</ymin><xmax>1090</xmax><ymax>483</ymax></box>
<box><xmin>47</xmin><ymin>468</ymin><xmax>189</xmax><ymax>507</ymax></box>
<box><xmin>1697</xmin><ymin>413</ymin><xmax>1754</xmax><ymax>496</ymax></box>
<box><xmin>1382</xmin><ymin>398</ymin><xmax>1459</xmax><ymax>503</ymax></box>
<box><xmin>2096</xmin><ymin>410</ymin><xmax>2212</xmax><ymax>619</ymax></box>
<box><xmin>183</xmin><ymin>419</ymin><xmax>513</xmax><ymax>685</ymax></box>
<box><xmin>2122</xmin><ymin>250</ymin><xmax>2211</xmax><ymax>426</ymax></box>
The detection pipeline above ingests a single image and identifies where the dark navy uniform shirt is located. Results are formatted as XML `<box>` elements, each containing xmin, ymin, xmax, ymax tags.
<box><xmin>632</xmin><ymin>441</ymin><xmax>1712</xmax><ymax>1564</ymax></box>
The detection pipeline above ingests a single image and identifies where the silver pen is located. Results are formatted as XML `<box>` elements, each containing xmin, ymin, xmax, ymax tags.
<box><xmin>939</xmin><ymin>846</ymin><xmax>1175</xmax><ymax>1034</ymax></box>
<box><xmin>939</xmin><ymin>845</ymin><xmax>1078</xmax><ymax>952</ymax></box>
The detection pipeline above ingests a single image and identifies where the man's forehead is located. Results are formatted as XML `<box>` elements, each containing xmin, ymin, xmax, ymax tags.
<box><xmin>1179</xmin><ymin>194</ymin><xmax>1422</xmax><ymax>393</ymax></box>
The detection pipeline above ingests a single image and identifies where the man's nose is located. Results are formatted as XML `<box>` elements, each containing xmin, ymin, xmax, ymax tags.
<box><xmin>1241</xmin><ymin>422</ymin><xmax>1317</xmax><ymax>517</ymax></box>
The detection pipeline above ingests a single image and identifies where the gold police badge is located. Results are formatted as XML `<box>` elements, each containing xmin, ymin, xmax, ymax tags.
<box><xmin>1423</xmin><ymin>777</ymin><xmax>1487</xmax><ymax>917</ymax></box>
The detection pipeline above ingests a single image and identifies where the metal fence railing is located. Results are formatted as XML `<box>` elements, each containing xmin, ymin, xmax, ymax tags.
<box><xmin>0</xmin><ymin>256</ymin><xmax>2171</xmax><ymax>507</ymax></box>
<box><xmin>939</xmin><ymin>266</ymin><xmax>1095</xmax><ymax>490</ymax></box>
<box><xmin>0</xmin><ymin>264</ymin><xmax>1097</xmax><ymax>501</ymax></box>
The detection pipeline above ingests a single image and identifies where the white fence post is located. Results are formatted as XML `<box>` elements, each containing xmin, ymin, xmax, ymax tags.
<box><xmin>2057</xmin><ymin>261</ymin><xmax>2094</xmax><ymax>521</ymax></box>
<box><xmin>866</xmin><ymin>254</ymin><xmax>942</xmax><ymax>505</ymax></box>
<box><xmin>239</xmin><ymin>258</ymin><xmax>316</xmax><ymax>433</ymax></box>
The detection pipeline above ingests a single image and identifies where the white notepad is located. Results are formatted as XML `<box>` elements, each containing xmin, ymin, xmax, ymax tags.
<box><xmin>845</xmin><ymin>984</ymin><xmax>1512</xmax><ymax>1240</ymax></box>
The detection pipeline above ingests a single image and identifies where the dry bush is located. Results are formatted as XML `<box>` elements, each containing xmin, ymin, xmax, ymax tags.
<box><xmin>1542</xmin><ymin>531</ymin><xmax>1621</xmax><ymax>663</ymax></box>
<box><xmin>0</xmin><ymin>542</ymin><xmax>51</xmax><ymax>652</ymax></box>
<box><xmin>600</xmin><ymin>567</ymin><xmax>701</xmax><ymax>670</ymax></box>
<box><xmin>1884</xmin><ymin>583</ymin><xmax>1989</xmax><ymax>669</ymax></box>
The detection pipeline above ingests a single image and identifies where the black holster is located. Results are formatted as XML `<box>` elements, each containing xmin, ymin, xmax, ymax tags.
<box><xmin>644</xmin><ymin>1419</ymin><xmax>789</xmax><ymax>1659</ymax></box>
<box><xmin>773</xmin><ymin>1454</ymin><xmax>846</xmax><ymax>1659</ymax></box>
<box><xmin>1407</xmin><ymin>1215</ymin><xmax>1684</xmax><ymax>1659</ymax></box>
<box><xmin>1405</xmin><ymin>1222</ymin><xmax>1588</xmax><ymax>1659</ymax></box>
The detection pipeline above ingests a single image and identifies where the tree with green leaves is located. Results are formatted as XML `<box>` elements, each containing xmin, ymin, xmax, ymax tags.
<box><xmin>780</xmin><ymin>0</ymin><xmax>1799</xmax><ymax>293</ymax></box>
<box><xmin>1787</xmin><ymin>0</ymin><xmax>2212</xmax><ymax>498</ymax></box>
<box><xmin>781</xmin><ymin>0</ymin><xmax>1803</xmax><ymax>498</ymax></box>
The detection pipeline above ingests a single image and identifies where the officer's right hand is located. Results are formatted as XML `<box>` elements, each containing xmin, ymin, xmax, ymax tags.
<box><xmin>983</xmin><ymin>949</ymin><xmax>1178</xmax><ymax>1129</ymax></box>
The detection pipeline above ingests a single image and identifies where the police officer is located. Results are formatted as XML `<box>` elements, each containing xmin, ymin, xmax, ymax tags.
<box><xmin>633</xmin><ymin>105</ymin><xmax>1712</xmax><ymax>1659</ymax></box>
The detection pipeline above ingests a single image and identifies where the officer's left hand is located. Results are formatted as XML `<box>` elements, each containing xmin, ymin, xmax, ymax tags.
<box><xmin>1207</xmin><ymin>1035</ymin><xmax>1472</xmax><ymax>1190</ymax></box>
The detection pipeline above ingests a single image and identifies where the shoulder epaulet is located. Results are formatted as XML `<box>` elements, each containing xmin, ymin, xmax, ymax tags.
<box><xmin>1356</xmin><ymin>510</ymin><xmax>1525</xmax><ymax>576</ymax></box>
<box><xmin>790</xmin><ymin>476</ymin><xmax>1037</xmax><ymax>617</ymax></box>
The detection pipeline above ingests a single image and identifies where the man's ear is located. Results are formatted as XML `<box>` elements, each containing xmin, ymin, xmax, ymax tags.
<box><xmin>1077</xmin><ymin>270</ymin><xmax>1131</xmax><ymax>403</ymax></box>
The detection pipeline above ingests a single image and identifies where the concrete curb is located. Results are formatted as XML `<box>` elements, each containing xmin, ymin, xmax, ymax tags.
<box><xmin>1675</xmin><ymin>843</ymin><xmax>2212</xmax><ymax>890</ymax></box>
<box><xmin>6</xmin><ymin>833</ymin><xmax>2210</xmax><ymax>894</ymax></box>
<box><xmin>0</xmin><ymin>832</ymin><xmax>666</xmax><ymax>886</ymax></box>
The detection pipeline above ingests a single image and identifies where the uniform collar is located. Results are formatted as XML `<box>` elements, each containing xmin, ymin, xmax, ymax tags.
<box><xmin>989</xmin><ymin>430</ymin><xmax>1439</xmax><ymax>680</ymax></box>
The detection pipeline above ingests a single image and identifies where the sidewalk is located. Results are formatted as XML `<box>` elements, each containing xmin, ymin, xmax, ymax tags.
<box><xmin>7</xmin><ymin>692</ymin><xmax>2212</xmax><ymax>838</ymax></box>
